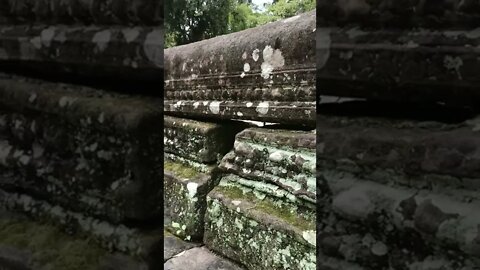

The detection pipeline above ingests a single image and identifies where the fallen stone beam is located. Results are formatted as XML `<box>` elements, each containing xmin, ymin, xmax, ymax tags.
<box><xmin>0</xmin><ymin>0</ymin><xmax>163</xmax><ymax>25</ymax></box>
<box><xmin>317</xmin><ymin>114</ymin><xmax>480</xmax><ymax>268</ymax></box>
<box><xmin>164</xmin><ymin>10</ymin><xmax>316</xmax><ymax>125</ymax></box>
<box><xmin>163</xmin><ymin>158</ymin><xmax>219</xmax><ymax>241</ymax></box>
<box><xmin>317</xmin><ymin>28</ymin><xmax>480</xmax><ymax>106</ymax></box>
<box><xmin>0</xmin><ymin>73</ymin><xmax>163</xmax><ymax>223</ymax></box>
<box><xmin>316</xmin><ymin>0</ymin><xmax>480</xmax><ymax>28</ymax></box>
<box><xmin>0</xmin><ymin>25</ymin><xmax>163</xmax><ymax>86</ymax></box>
<box><xmin>164</xmin><ymin>116</ymin><xmax>243</xmax><ymax>164</ymax></box>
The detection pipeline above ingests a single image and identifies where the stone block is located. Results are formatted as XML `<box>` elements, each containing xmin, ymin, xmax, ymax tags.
<box><xmin>164</xmin><ymin>10</ymin><xmax>315</xmax><ymax>125</ymax></box>
<box><xmin>163</xmin><ymin>230</ymin><xmax>201</xmax><ymax>262</ymax></box>
<box><xmin>204</xmin><ymin>177</ymin><xmax>316</xmax><ymax>270</ymax></box>
<box><xmin>163</xmin><ymin>158</ymin><xmax>220</xmax><ymax>241</ymax></box>
<box><xmin>318</xmin><ymin>28</ymin><xmax>480</xmax><ymax>106</ymax></box>
<box><xmin>0</xmin><ymin>74</ymin><xmax>163</xmax><ymax>222</ymax></box>
<box><xmin>164</xmin><ymin>116</ymin><xmax>243</xmax><ymax>164</ymax></box>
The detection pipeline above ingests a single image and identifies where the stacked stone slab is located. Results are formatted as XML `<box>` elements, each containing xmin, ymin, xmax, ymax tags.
<box><xmin>163</xmin><ymin>116</ymin><xmax>242</xmax><ymax>241</ymax></box>
<box><xmin>164</xmin><ymin>9</ymin><xmax>316</xmax><ymax>270</ymax></box>
<box><xmin>0</xmin><ymin>73</ymin><xmax>164</xmax><ymax>267</ymax></box>
<box><xmin>0</xmin><ymin>0</ymin><xmax>164</xmax><ymax>87</ymax></box>
<box><xmin>206</xmin><ymin>127</ymin><xmax>316</xmax><ymax>270</ymax></box>
<box><xmin>317</xmin><ymin>0</ymin><xmax>480</xmax><ymax>106</ymax></box>
<box><xmin>318</xmin><ymin>3</ymin><xmax>480</xmax><ymax>269</ymax></box>
<box><xmin>164</xmin><ymin>10</ymin><xmax>316</xmax><ymax>125</ymax></box>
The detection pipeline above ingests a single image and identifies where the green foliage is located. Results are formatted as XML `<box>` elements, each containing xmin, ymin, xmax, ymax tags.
<box><xmin>165</xmin><ymin>0</ymin><xmax>315</xmax><ymax>47</ymax></box>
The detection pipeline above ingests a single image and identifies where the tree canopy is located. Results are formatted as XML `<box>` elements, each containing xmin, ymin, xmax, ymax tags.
<box><xmin>165</xmin><ymin>0</ymin><xmax>315</xmax><ymax>48</ymax></box>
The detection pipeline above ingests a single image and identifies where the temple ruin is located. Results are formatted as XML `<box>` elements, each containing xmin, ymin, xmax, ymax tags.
<box><xmin>164</xmin><ymin>9</ymin><xmax>317</xmax><ymax>270</ymax></box>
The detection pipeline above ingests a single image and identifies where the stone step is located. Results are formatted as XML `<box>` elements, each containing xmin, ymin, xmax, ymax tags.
<box><xmin>164</xmin><ymin>157</ymin><xmax>221</xmax><ymax>241</ymax></box>
<box><xmin>0</xmin><ymin>212</ymin><xmax>160</xmax><ymax>270</ymax></box>
<box><xmin>164</xmin><ymin>116</ymin><xmax>244</xmax><ymax>164</ymax></box>
<box><xmin>164</xmin><ymin>10</ymin><xmax>315</xmax><ymax>125</ymax></box>
<box><xmin>316</xmin><ymin>0</ymin><xmax>480</xmax><ymax>28</ymax></box>
<box><xmin>0</xmin><ymin>25</ymin><xmax>163</xmax><ymax>84</ymax></box>
<box><xmin>219</xmin><ymin>127</ymin><xmax>316</xmax><ymax>204</ymax></box>
<box><xmin>0</xmin><ymin>74</ymin><xmax>163</xmax><ymax>222</ymax></box>
<box><xmin>0</xmin><ymin>0</ymin><xmax>163</xmax><ymax>25</ymax></box>
<box><xmin>318</xmin><ymin>28</ymin><xmax>480</xmax><ymax>106</ymax></box>
<box><xmin>204</xmin><ymin>176</ymin><xmax>316</xmax><ymax>270</ymax></box>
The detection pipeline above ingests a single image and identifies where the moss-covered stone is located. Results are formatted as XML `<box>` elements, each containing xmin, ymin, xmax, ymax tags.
<box><xmin>164</xmin><ymin>116</ymin><xmax>245</xmax><ymax>163</ymax></box>
<box><xmin>164</xmin><ymin>11</ymin><xmax>315</xmax><ymax>125</ymax></box>
<box><xmin>204</xmin><ymin>176</ymin><xmax>316</xmax><ymax>270</ymax></box>
<box><xmin>164</xmin><ymin>158</ymin><xmax>221</xmax><ymax>241</ymax></box>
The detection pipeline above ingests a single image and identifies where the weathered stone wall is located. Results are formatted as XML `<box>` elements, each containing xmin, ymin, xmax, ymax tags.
<box><xmin>163</xmin><ymin>10</ymin><xmax>317</xmax><ymax>270</ymax></box>
<box><xmin>0</xmin><ymin>2</ymin><xmax>165</xmax><ymax>269</ymax></box>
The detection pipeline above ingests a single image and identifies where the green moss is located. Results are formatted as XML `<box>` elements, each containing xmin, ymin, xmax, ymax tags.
<box><xmin>0</xmin><ymin>218</ymin><xmax>107</xmax><ymax>270</ymax></box>
<box><xmin>216</xmin><ymin>186</ymin><xmax>314</xmax><ymax>231</ymax></box>
<box><xmin>164</xmin><ymin>160</ymin><xmax>199</xmax><ymax>179</ymax></box>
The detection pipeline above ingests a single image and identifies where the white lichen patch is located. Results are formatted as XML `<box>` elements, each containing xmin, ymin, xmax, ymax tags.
<box><xmin>58</xmin><ymin>96</ymin><xmax>75</xmax><ymax>107</ymax></box>
<box><xmin>209</xmin><ymin>101</ymin><xmax>221</xmax><ymax>114</ymax></box>
<box><xmin>243</xmin><ymin>63</ymin><xmax>251</xmax><ymax>72</ymax></box>
<box><xmin>0</xmin><ymin>141</ymin><xmax>12</xmax><ymax>166</ymax></box>
<box><xmin>261</xmin><ymin>46</ymin><xmax>285</xmax><ymax>79</ymax></box>
<box><xmin>242</xmin><ymin>52</ymin><xmax>248</xmax><ymax>60</ymax></box>
<box><xmin>252</xmin><ymin>49</ymin><xmax>260</xmax><ymax>62</ymax></box>
<box><xmin>193</xmin><ymin>102</ymin><xmax>200</xmax><ymax>109</ymax></box>
<box><xmin>92</xmin><ymin>30</ymin><xmax>112</xmax><ymax>52</ymax></box>
<box><xmin>246</xmin><ymin>102</ymin><xmax>253</xmax><ymax>108</ymax></box>
<box><xmin>172</xmin><ymin>222</ymin><xmax>180</xmax><ymax>228</ymax></box>
<box><xmin>98</xmin><ymin>112</ymin><xmax>105</xmax><ymax>123</ymax></box>
<box><xmin>122</xmin><ymin>28</ymin><xmax>140</xmax><ymax>43</ymax></box>
<box><xmin>302</xmin><ymin>230</ymin><xmax>316</xmax><ymax>246</ymax></box>
<box><xmin>240</xmin><ymin>72</ymin><xmax>246</xmax><ymax>78</ymax></box>
<box><xmin>187</xmin><ymin>182</ymin><xmax>198</xmax><ymax>198</ymax></box>
<box><xmin>256</xmin><ymin>102</ymin><xmax>269</xmax><ymax>115</ymax></box>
